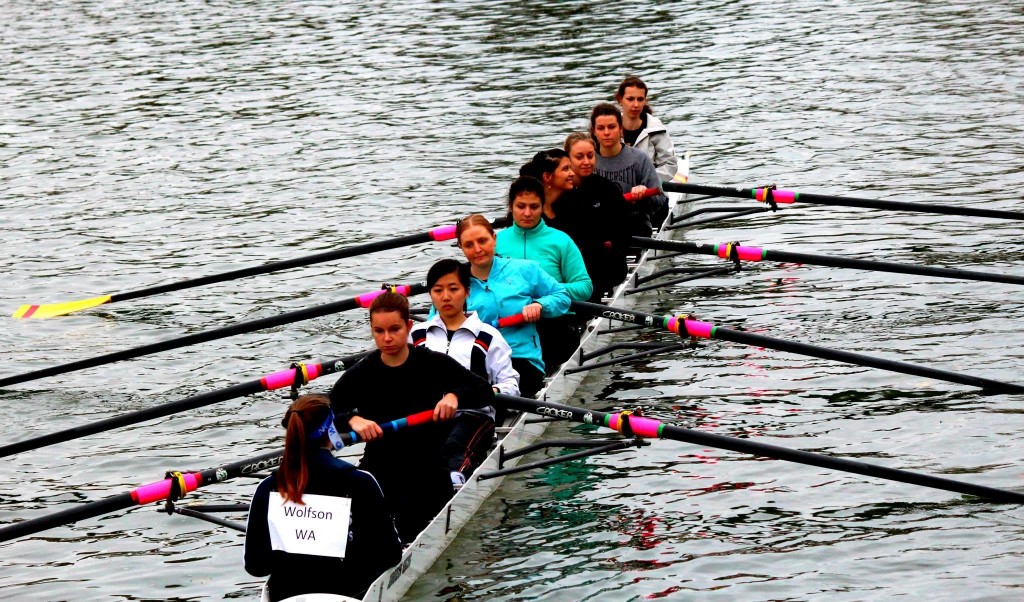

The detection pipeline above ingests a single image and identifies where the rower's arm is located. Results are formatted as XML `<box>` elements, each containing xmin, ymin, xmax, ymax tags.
<box><xmin>436</xmin><ymin>353</ymin><xmax>492</xmax><ymax>410</ymax></box>
<box><xmin>528</xmin><ymin>263</ymin><xmax>571</xmax><ymax>318</ymax></box>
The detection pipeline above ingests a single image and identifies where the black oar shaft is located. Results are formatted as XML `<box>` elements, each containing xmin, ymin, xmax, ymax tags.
<box><xmin>0</xmin><ymin>449</ymin><xmax>284</xmax><ymax>543</ymax></box>
<box><xmin>112</xmin><ymin>234</ymin><xmax>434</xmax><ymax>303</ymax></box>
<box><xmin>495</xmin><ymin>395</ymin><xmax>1024</xmax><ymax>503</ymax></box>
<box><xmin>662</xmin><ymin>182</ymin><xmax>1024</xmax><ymax>221</ymax></box>
<box><xmin>635</xmin><ymin>238</ymin><xmax>1024</xmax><ymax>286</ymax></box>
<box><xmin>0</xmin><ymin>493</ymin><xmax>137</xmax><ymax>544</ymax></box>
<box><xmin>570</xmin><ymin>301</ymin><xmax>1024</xmax><ymax>394</ymax></box>
<box><xmin>0</xmin><ymin>381</ymin><xmax>257</xmax><ymax>457</ymax></box>
<box><xmin>0</xmin><ymin>352</ymin><xmax>366</xmax><ymax>458</ymax></box>
<box><xmin>0</xmin><ymin>285</ymin><xmax>425</xmax><ymax>388</ymax></box>
<box><xmin>0</xmin><ymin>409</ymin><xmax>434</xmax><ymax>543</ymax></box>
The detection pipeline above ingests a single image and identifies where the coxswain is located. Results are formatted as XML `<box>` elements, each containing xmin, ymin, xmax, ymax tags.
<box><xmin>245</xmin><ymin>394</ymin><xmax>403</xmax><ymax>601</ymax></box>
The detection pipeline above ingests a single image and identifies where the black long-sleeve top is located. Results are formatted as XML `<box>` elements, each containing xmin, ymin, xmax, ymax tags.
<box><xmin>329</xmin><ymin>344</ymin><xmax>492</xmax><ymax>542</ymax></box>
<box><xmin>546</xmin><ymin>174</ymin><xmax>634</xmax><ymax>299</ymax></box>
<box><xmin>244</xmin><ymin>449</ymin><xmax>402</xmax><ymax>601</ymax></box>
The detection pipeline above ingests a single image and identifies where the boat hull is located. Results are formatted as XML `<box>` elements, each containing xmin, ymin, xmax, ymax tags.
<box><xmin>359</xmin><ymin>156</ymin><xmax>692</xmax><ymax>602</ymax></box>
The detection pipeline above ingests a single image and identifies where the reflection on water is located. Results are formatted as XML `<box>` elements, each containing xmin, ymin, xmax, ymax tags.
<box><xmin>2</xmin><ymin>0</ymin><xmax>1024</xmax><ymax>600</ymax></box>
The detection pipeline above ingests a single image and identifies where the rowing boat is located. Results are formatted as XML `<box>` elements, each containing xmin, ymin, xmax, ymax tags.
<box><xmin>4</xmin><ymin>152</ymin><xmax>1023</xmax><ymax>600</ymax></box>
<box><xmin>347</xmin><ymin>155</ymin><xmax>693</xmax><ymax>602</ymax></box>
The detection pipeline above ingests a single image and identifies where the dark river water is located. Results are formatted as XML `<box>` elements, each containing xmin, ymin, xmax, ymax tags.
<box><xmin>2</xmin><ymin>1</ymin><xmax>1023</xmax><ymax>600</ymax></box>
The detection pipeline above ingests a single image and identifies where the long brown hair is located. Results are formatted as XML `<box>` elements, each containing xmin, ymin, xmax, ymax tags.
<box><xmin>615</xmin><ymin>76</ymin><xmax>654</xmax><ymax>115</ymax></box>
<box><xmin>277</xmin><ymin>394</ymin><xmax>333</xmax><ymax>504</ymax></box>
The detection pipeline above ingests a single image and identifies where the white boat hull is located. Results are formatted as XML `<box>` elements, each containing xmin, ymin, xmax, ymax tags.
<box><xmin>358</xmin><ymin>155</ymin><xmax>692</xmax><ymax>602</ymax></box>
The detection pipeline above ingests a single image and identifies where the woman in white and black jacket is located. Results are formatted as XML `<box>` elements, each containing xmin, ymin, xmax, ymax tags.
<box><xmin>411</xmin><ymin>259</ymin><xmax>519</xmax><ymax>487</ymax></box>
<box><xmin>615</xmin><ymin>75</ymin><xmax>679</xmax><ymax>183</ymax></box>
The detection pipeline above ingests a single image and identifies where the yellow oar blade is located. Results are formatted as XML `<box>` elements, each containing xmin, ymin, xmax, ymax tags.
<box><xmin>12</xmin><ymin>295</ymin><xmax>113</xmax><ymax>319</ymax></box>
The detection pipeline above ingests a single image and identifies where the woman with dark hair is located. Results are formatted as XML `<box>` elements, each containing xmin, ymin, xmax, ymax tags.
<box><xmin>590</xmin><ymin>102</ymin><xmax>668</xmax><ymax>235</ymax></box>
<box><xmin>561</xmin><ymin>132</ymin><xmax>635</xmax><ymax>299</ymax></box>
<box><xmin>329</xmin><ymin>291</ymin><xmax>493</xmax><ymax>543</ymax></box>
<box><xmin>245</xmin><ymin>394</ymin><xmax>402</xmax><ymax>601</ymax></box>
<box><xmin>455</xmin><ymin>214</ymin><xmax>570</xmax><ymax>396</ymax></box>
<box><xmin>411</xmin><ymin>258</ymin><xmax>519</xmax><ymax>486</ymax></box>
<box><xmin>496</xmin><ymin>176</ymin><xmax>592</xmax><ymax>371</ymax></box>
<box><xmin>615</xmin><ymin>76</ymin><xmax>679</xmax><ymax>182</ymax></box>
<box><xmin>519</xmin><ymin>148</ymin><xmax>575</xmax><ymax>224</ymax></box>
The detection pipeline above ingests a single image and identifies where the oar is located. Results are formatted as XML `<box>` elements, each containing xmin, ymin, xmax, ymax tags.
<box><xmin>0</xmin><ymin>351</ymin><xmax>369</xmax><ymax>458</ymax></box>
<box><xmin>571</xmin><ymin>300</ymin><xmax>1024</xmax><ymax>394</ymax></box>
<box><xmin>633</xmin><ymin>237</ymin><xmax>1024</xmax><ymax>286</ymax></box>
<box><xmin>662</xmin><ymin>182</ymin><xmax>1024</xmax><ymax>221</ymax></box>
<box><xmin>0</xmin><ymin>283</ymin><xmax>425</xmax><ymax>389</ymax></box>
<box><xmin>0</xmin><ymin>409</ymin><xmax>436</xmax><ymax>543</ymax></box>
<box><xmin>10</xmin><ymin>218</ymin><xmax>501</xmax><ymax>320</ymax></box>
<box><xmin>494</xmin><ymin>394</ymin><xmax>1024</xmax><ymax>503</ymax></box>
<box><xmin>490</xmin><ymin>314</ymin><xmax>527</xmax><ymax>328</ymax></box>
<box><xmin>623</xmin><ymin>187</ymin><xmax>663</xmax><ymax>202</ymax></box>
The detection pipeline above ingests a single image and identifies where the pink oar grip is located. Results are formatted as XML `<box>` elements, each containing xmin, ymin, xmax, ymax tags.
<box><xmin>495</xmin><ymin>313</ymin><xmax>526</xmax><ymax>328</ymax></box>
<box><xmin>683</xmin><ymin>318</ymin><xmax>714</xmax><ymax>339</ymax></box>
<box><xmin>607</xmin><ymin>413</ymin><xmax>662</xmax><ymax>438</ymax></box>
<box><xmin>356</xmin><ymin>289</ymin><xmax>385</xmax><ymax>308</ymax></box>
<box><xmin>666</xmin><ymin>316</ymin><xmax>714</xmax><ymax>338</ymax></box>
<box><xmin>355</xmin><ymin>285</ymin><xmax>411</xmax><ymax>308</ymax></box>
<box><xmin>429</xmin><ymin>224</ymin><xmax>457</xmax><ymax>241</ymax></box>
<box><xmin>623</xmin><ymin>187</ymin><xmax>662</xmax><ymax>202</ymax></box>
<box><xmin>260</xmin><ymin>363</ymin><xmax>324</xmax><ymax>390</ymax></box>
<box><xmin>716</xmin><ymin>244</ymin><xmax>764</xmax><ymax>262</ymax></box>
<box><xmin>755</xmin><ymin>188</ymin><xmax>796</xmax><ymax>204</ymax></box>
<box><xmin>131</xmin><ymin>472</ymin><xmax>200</xmax><ymax>505</ymax></box>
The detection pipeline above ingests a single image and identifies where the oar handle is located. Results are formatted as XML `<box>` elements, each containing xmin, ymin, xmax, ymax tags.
<box><xmin>352</xmin><ymin>409</ymin><xmax>436</xmax><ymax>444</ymax></box>
<box><xmin>490</xmin><ymin>313</ymin><xmax>526</xmax><ymax>328</ymax></box>
<box><xmin>623</xmin><ymin>187</ymin><xmax>662</xmax><ymax>202</ymax></box>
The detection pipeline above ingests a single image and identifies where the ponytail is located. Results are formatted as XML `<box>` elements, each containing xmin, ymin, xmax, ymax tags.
<box><xmin>277</xmin><ymin>394</ymin><xmax>332</xmax><ymax>504</ymax></box>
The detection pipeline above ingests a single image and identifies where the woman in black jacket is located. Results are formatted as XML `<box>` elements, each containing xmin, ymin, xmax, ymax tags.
<box><xmin>245</xmin><ymin>394</ymin><xmax>402</xmax><ymax>601</ymax></box>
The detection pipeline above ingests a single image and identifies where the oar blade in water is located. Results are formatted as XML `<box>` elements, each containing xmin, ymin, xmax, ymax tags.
<box><xmin>12</xmin><ymin>295</ymin><xmax>113</xmax><ymax>319</ymax></box>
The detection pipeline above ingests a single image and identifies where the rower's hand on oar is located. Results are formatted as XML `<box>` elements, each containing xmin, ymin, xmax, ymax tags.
<box><xmin>349</xmin><ymin>416</ymin><xmax>383</xmax><ymax>441</ymax></box>
<box><xmin>521</xmin><ymin>302</ymin><xmax>543</xmax><ymax>323</ymax></box>
<box><xmin>626</xmin><ymin>185</ymin><xmax>647</xmax><ymax>203</ymax></box>
<box><xmin>434</xmin><ymin>393</ymin><xmax>458</xmax><ymax>421</ymax></box>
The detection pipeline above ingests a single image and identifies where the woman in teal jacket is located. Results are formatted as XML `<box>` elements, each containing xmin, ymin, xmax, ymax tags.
<box><xmin>496</xmin><ymin>176</ymin><xmax>592</xmax><ymax>373</ymax></box>
<box><xmin>456</xmin><ymin>213</ymin><xmax>570</xmax><ymax>397</ymax></box>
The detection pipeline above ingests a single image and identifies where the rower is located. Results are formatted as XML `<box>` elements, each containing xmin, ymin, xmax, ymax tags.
<box><xmin>455</xmin><ymin>214</ymin><xmax>571</xmax><ymax>398</ymax></box>
<box><xmin>411</xmin><ymin>259</ymin><xmax>520</xmax><ymax>488</ymax></box>
<box><xmin>590</xmin><ymin>102</ymin><xmax>668</xmax><ymax>236</ymax></box>
<box><xmin>615</xmin><ymin>76</ymin><xmax>679</xmax><ymax>183</ymax></box>
<box><xmin>496</xmin><ymin>176</ymin><xmax>592</xmax><ymax>372</ymax></box>
<box><xmin>328</xmin><ymin>291</ymin><xmax>492</xmax><ymax>543</ymax></box>
<box><xmin>526</xmin><ymin>142</ymin><xmax>633</xmax><ymax>301</ymax></box>
<box><xmin>244</xmin><ymin>394</ymin><xmax>402</xmax><ymax>601</ymax></box>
